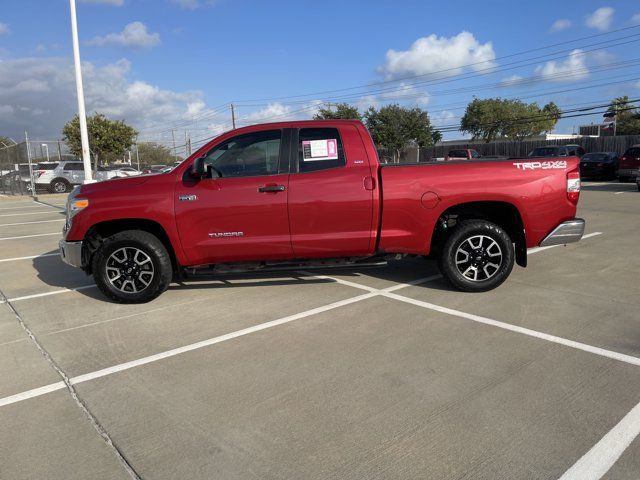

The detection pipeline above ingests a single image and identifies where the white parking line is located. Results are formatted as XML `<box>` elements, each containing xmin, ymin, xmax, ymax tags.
<box><xmin>558</xmin><ymin>400</ymin><xmax>640</xmax><ymax>480</ymax></box>
<box><xmin>381</xmin><ymin>291</ymin><xmax>640</xmax><ymax>367</ymax></box>
<box><xmin>614</xmin><ymin>191</ymin><xmax>626</xmax><ymax>195</ymax></box>
<box><xmin>0</xmin><ymin>204</ymin><xmax>51</xmax><ymax>211</ymax></box>
<box><xmin>0</xmin><ymin>284</ymin><xmax>96</xmax><ymax>304</ymax></box>
<box><xmin>0</xmin><ymin>253</ymin><xmax>59</xmax><ymax>263</ymax></box>
<box><xmin>0</xmin><ymin>232</ymin><xmax>60</xmax><ymax>241</ymax></box>
<box><xmin>0</xmin><ymin>219</ymin><xmax>64</xmax><ymax>227</ymax></box>
<box><xmin>0</xmin><ymin>291</ymin><xmax>378</xmax><ymax>407</ymax></box>
<box><xmin>0</xmin><ymin>211</ymin><xmax>59</xmax><ymax>218</ymax></box>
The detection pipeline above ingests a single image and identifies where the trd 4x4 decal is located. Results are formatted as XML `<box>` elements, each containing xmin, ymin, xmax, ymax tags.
<box><xmin>512</xmin><ymin>161</ymin><xmax>567</xmax><ymax>171</ymax></box>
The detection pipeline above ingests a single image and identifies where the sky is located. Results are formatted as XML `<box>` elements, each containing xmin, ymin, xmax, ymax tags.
<box><xmin>1</xmin><ymin>0</ymin><xmax>640</xmax><ymax>151</ymax></box>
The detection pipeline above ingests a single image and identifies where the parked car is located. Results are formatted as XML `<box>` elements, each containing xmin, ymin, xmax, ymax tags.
<box><xmin>579</xmin><ymin>152</ymin><xmax>619</xmax><ymax>180</ymax></box>
<box><xmin>142</xmin><ymin>165</ymin><xmax>168</xmax><ymax>174</ymax></box>
<box><xmin>565</xmin><ymin>144</ymin><xmax>586</xmax><ymax>158</ymax></box>
<box><xmin>618</xmin><ymin>145</ymin><xmax>640</xmax><ymax>182</ymax></box>
<box><xmin>445</xmin><ymin>149</ymin><xmax>480</xmax><ymax>161</ymax></box>
<box><xmin>111</xmin><ymin>166</ymin><xmax>142</xmax><ymax>177</ymax></box>
<box><xmin>60</xmin><ymin>120</ymin><xmax>585</xmax><ymax>303</ymax></box>
<box><xmin>528</xmin><ymin>146</ymin><xmax>571</xmax><ymax>158</ymax></box>
<box><xmin>34</xmin><ymin>161</ymin><xmax>115</xmax><ymax>193</ymax></box>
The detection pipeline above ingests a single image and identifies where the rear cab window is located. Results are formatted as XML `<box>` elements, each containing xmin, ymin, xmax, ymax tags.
<box><xmin>297</xmin><ymin>127</ymin><xmax>346</xmax><ymax>173</ymax></box>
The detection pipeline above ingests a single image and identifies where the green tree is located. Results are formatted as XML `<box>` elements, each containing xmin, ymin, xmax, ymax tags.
<box><xmin>313</xmin><ymin>103</ymin><xmax>362</xmax><ymax>121</ymax></box>
<box><xmin>364</xmin><ymin>104</ymin><xmax>441</xmax><ymax>161</ymax></box>
<box><xmin>136</xmin><ymin>142</ymin><xmax>178</xmax><ymax>167</ymax></box>
<box><xmin>605</xmin><ymin>96</ymin><xmax>640</xmax><ymax>135</ymax></box>
<box><xmin>460</xmin><ymin>98</ymin><xmax>560</xmax><ymax>142</ymax></box>
<box><xmin>62</xmin><ymin>113</ymin><xmax>138</xmax><ymax>169</ymax></box>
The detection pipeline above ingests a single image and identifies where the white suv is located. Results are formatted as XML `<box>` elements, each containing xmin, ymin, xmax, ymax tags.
<box><xmin>34</xmin><ymin>161</ymin><xmax>116</xmax><ymax>193</ymax></box>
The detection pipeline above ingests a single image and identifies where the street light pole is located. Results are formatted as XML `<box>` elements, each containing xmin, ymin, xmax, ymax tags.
<box><xmin>68</xmin><ymin>0</ymin><xmax>93</xmax><ymax>183</ymax></box>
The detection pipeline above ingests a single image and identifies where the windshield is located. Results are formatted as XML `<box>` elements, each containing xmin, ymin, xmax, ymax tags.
<box><xmin>528</xmin><ymin>147</ymin><xmax>561</xmax><ymax>157</ymax></box>
<box><xmin>448</xmin><ymin>150</ymin><xmax>468</xmax><ymax>157</ymax></box>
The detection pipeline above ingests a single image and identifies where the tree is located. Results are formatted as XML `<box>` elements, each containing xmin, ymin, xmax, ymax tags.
<box><xmin>606</xmin><ymin>96</ymin><xmax>640</xmax><ymax>135</ymax></box>
<box><xmin>136</xmin><ymin>142</ymin><xmax>179</xmax><ymax>167</ymax></box>
<box><xmin>314</xmin><ymin>103</ymin><xmax>362</xmax><ymax>121</ymax></box>
<box><xmin>460</xmin><ymin>98</ymin><xmax>560</xmax><ymax>142</ymax></box>
<box><xmin>62</xmin><ymin>113</ymin><xmax>138</xmax><ymax>168</ymax></box>
<box><xmin>364</xmin><ymin>104</ymin><xmax>441</xmax><ymax>161</ymax></box>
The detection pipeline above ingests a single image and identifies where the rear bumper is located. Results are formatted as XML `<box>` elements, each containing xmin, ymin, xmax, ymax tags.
<box><xmin>618</xmin><ymin>168</ymin><xmax>639</xmax><ymax>178</ymax></box>
<box><xmin>59</xmin><ymin>240</ymin><xmax>84</xmax><ymax>268</ymax></box>
<box><xmin>539</xmin><ymin>219</ymin><xmax>585</xmax><ymax>247</ymax></box>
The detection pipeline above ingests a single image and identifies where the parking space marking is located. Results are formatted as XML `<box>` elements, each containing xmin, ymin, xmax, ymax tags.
<box><xmin>0</xmin><ymin>219</ymin><xmax>64</xmax><ymax>227</ymax></box>
<box><xmin>380</xmin><ymin>291</ymin><xmax>640</xmax><ymax>367</ymax></box>
<box><xmin>558</xmin><ymin>400</ymin><xmax>640</xmax><ymax>480</ymax></box>
<box><xmin>527</xmin><ymin>232</ymin><xmax>603</xmax><ymax>254</ymax></box>
<box><xmin>614</xmin><ymin>191</ymin><xmax>626</xmax><ymax>195</ymax></box>
<box><xmin>0</xmin><ymin>210</ymin><xmax>60</xmax><ymax>218</ymax></box>
<box><xmin>0</xmin><ymin>291</ymin><xmax>378</xmax><ymax>407</ymax></box>
<box><xmin>0</xmin><ymin>284</ymin><xmax>96</xmax><ymax>304</ymax></box>
<box><xmin>0</xmin><ymin>204</ymin><xmax>52</xmax><ymax>211</ymax></box>
<box><xmin>0</xmin><ymin>232</ymin><xmax>60</xmax><ymax>241</ymax></box>
<box><xmin>0</xmin><ymin>253</ymin><xmax>58</xmax><ymax>263</ymax></box>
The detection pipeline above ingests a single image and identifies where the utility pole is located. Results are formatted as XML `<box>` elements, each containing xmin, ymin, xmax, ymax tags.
<box><xmin>135</xmin><ymin>143</ymin><xmax>140</xmax><ymax>171</ymax></box>
<box><xmin>171</xmin><ymin>129</ymin><xmax>178</xmax><ymax>162</ymax></box>
<box><xmin>231</xmin><ymin>103</ymin><xmax>236</xmax><ymax>129</ymax></box>
<box><xmin>68</xmin><ymin>0</ymin><xmax>93</xmax><ymax>183</ymax></box>
<box><xmin>42</xmin><ymin>144</ymin><xmax>50</xmax><ymax>162</ymax></box>
<box><xmin>57</xmin><ymin>140</ymin><xmax>62</xmax><ymax>161</ymax></box>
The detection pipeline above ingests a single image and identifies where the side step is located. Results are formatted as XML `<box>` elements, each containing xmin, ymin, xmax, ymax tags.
<box><xmin>184</xmin><ymin>256</ymin><xmax>395</xmax><ymax>277</ymax></box>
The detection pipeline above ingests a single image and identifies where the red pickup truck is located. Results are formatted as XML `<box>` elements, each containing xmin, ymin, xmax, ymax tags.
<box><xmin>60</xmin><ymin>120</ymin><xmax>585</xmax><ymax>303</ymax></box>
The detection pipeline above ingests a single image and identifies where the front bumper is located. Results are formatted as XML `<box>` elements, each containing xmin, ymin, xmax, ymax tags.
<box><xmin>539</xmin><ymin>219</ymin><xmax>586</xmax><ymax>247</ymax></box>
<box><xmin>59</xmin><ymin>240</ymin><xmax>84</xmax><ymax>268</ymax></box>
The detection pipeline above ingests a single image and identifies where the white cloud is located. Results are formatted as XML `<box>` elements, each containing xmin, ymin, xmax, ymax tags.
<box><xmin>171</xmin><ymin>0</ymin><xmax>217</xmax><ymax>9</ymax></box>
<box><xmin>87</xmin><ymin>22</ymin><xmax>161</xmax><ymax>49</ymax></box>
<box><xmin>500</xmin><ymin>74</ymin><xmax>524</xmax><ymax>86</ymax></box>
<box><xmin>79</xmin><ymin>0</ymin><xmax>124</xmax><ymax>5</ymax></box>
<box><xmin>551</xmin><ymin>19</ymin><xmax>572</xmax><ymax>31</ymax></box>
<box><xmin>0</xmin><ymin>22</ymin><xmax>9</xmax><ymax>35</ymax></box>
<box><xmin>0</xmin><ymin>57</ymin><xmax>210</xmax><ymax>139</ymax></box>
<box><xmin>534</xmin><ymin>49</ymin><xmax>589</xmax><ymax>81</ymax></box>
<box><xmin>585</xmin><ymin>7</ymin><xmax>614</xmax><ymax>31</ymax></box>
<box><xmin>380</xmin><ymin>32</ymin><xmax>496</xmax><ymax>79</ymax></box>
<box><xmin>431</xmin><ymin>110</ymin><xmax>457</xmax><ymax>127</ymax></box>
<box><xmin>631</xmin><ymin>13</ymin><xmax>640</xmax><ymax>25</ymax></box>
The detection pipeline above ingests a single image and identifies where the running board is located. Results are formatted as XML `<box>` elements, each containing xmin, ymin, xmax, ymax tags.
<box><xmin>184</xmin><ymin>257</ymin><xmax>394</xmax><ymax>277</ymax></box>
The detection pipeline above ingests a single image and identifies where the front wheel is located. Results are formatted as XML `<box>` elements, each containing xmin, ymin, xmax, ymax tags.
<box><xmin>438</xmin><ymin>220</ymin><xmax>515</xmax><ymax>292</ymax></box>
<box><xmin>92</xmin><ymin>230</ymin><xmax>173</xmax><ymax>303</ymax></box>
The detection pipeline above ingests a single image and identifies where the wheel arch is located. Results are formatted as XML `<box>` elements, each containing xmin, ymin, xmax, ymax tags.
<box><xmin>431</xmin><ymin>201</ymin><xmax>527</xmax><ymax>268</ymax></box>
<box><xmin>84</xmin><ymin>218</ymin><xmax>179</xmax><ymax>275</ymax></box>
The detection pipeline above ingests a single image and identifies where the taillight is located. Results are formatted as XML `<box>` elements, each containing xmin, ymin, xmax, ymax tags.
<box><xmin>567</xmin><ymin>170</ymin><xmax>580</xmax><ymax>204</ymax></box>
<box><xmin>35</xmin><ymin>170</ymin><xmax>44</xmax><ymax>178</ymax></box>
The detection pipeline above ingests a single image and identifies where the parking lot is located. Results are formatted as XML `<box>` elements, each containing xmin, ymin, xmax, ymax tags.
<box><xmin>0</xmin><ymin>182</ymin><xmax>638</xmax><ymax>480</ymax></box>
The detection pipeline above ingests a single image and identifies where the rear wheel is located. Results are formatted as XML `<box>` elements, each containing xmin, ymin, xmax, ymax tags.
<box><xmin>92</xmin><ymin>230</ymin><xmax>172</xmax><ymax>303</ymax></box>
<box><xmin>50</xmin><ymin>178</ymin><xmax>71</xmax><ymax>193</ymax></box>
<box><xmin>438</xmin><ymin>220</ymin><xmax>514</xmax><ymax>292</ymax></box>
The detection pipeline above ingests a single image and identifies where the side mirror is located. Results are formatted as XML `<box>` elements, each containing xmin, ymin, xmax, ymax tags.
<box><xmin>191</xmin><ymin>157</ymin><xmax>207</xmax><ymax>178</ymax></box>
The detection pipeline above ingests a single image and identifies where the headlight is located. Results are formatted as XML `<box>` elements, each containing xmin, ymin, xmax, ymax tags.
<box><xmin>66</xmin><ymin>188</ymin><xmax>89</xmax><ymax>223</ymax></box>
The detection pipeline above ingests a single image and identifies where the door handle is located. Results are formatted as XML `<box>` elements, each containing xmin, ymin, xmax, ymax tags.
<box><xmin>258</xmin><ymin>184</ymin><xmax>286</xmax><ymax>193</ymax></box>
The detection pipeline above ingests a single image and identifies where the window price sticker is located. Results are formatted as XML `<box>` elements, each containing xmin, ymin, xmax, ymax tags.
<box><xmin>302</xmin><ymin>139</ymin><xmax>338</xmax><ymax>161</ymax></box>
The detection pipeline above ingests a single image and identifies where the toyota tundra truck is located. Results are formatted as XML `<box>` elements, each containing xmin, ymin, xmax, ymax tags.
<box><xmin>59</xmin><ymin>120</ymin><xmax>585</xmax><ymax>303</ymax></box>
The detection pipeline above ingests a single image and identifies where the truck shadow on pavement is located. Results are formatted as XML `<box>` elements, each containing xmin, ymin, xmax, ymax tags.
<box><xmin>33</xmin><ymin>252</ymin><xmax>451</xmax><ymax>303</ymax></box>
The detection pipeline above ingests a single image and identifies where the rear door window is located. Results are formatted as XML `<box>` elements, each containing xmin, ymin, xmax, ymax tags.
<box><xmin>36</xmin><ymin>163</ymin><xmax>58</xmax><ymax>170</ymax></box>
<box><xmin>448</xmin><ymin>150</ymin><xmax>468</xmax><ymax>158</ymax></box>
<box><xmin>297</xmin><ymin>128</ymin><xmax>346</xmax><ymax>173</ymax></box>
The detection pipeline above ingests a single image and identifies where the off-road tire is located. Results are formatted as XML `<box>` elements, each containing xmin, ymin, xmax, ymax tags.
<box><xmin>92</xmin><ymin>230</ymin><xmax>172</xmax><ymax>303</ymax></box>
<box><xmin>438</xmin><ymin>219</ymin><xmax>514</xmax><ymax>292</ymax></box>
